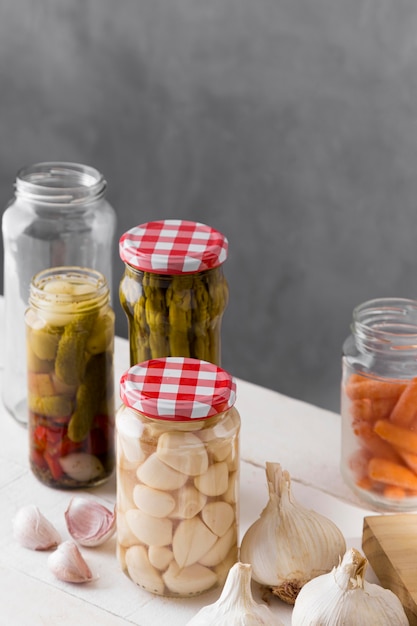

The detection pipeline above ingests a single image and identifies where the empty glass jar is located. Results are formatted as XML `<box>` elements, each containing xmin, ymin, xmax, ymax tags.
<box><xmin>2</xmin><ymin>162</ymin><xmax>116</xmax><ymax>424</ymax></box>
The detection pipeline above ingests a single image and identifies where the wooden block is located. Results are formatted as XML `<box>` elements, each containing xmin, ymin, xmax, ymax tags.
<box><xmin>363</xmin><ymin>514</ymin><xmax>417</xmax><ymax>625</ymax></box>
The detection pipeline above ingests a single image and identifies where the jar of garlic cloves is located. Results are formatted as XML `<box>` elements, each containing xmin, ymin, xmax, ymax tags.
<box><xmin>119</xmin><ymin>219</ymin><xmax>229</xmax><ymax>367</ymax></box>
<box><xmin>341</xmin><ymin>297</ymin><xmax>417</xmax><ymax>511</ymax></box>
<box><xmin>25</xmin><ymin>266</ymin><xmax>115</xmax><ymax>489</ymax></box>
<box><xmin>116</xmin><ymin>357</ymin><xmax>240</xmax><ymax>597</ymax></box>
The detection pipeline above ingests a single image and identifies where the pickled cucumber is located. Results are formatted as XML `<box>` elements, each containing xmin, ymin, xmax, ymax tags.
<box><xmin>55</xmin><ymin>313</ymin><xmax>97</xmax><ymax>385</ymax></box>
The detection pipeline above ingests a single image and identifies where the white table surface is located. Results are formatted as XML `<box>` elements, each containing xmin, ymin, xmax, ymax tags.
<box><xmin>0</xmin><ymin>295</ymin><xmax>388</xmax><ymax>625</ymax></box>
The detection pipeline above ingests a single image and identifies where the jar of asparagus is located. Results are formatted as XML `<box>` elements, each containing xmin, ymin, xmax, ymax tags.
<box><xmin>116</xmin><ymin>357</ymin><xmax>240</xmax><ymax>597</ymax></box>
<box><xmin>341</xmin><ymin>297</ymin><xmax>417</xmax><ymax>511</ymax></box>
<box><xmin>119</xmin><ymin>220</ymin><xmax>229</xmax><ymax>366</ymax></box>
<box><xmin>25</xmin><ymin>267</ymin><xmax>115</xmax><ymax>489</ymax></box>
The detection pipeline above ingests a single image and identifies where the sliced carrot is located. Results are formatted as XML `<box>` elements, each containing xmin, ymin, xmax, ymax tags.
<box><xmin>390</xmin><ymin>378</ymin><xmax>417</xmax><ymax>426</ymax></box>
<box><xmin>345</xmin><ymin>376</ymin><xmax>406</xmax><ymax>401</ymax></box>
<box><xmin>353</xmin><ymin>421</ymin><xmax>401</xmax><ymax>462</ymax></box>
<box><xmin>368</xmin><ymin>457</ymin><xmax>417</xmax><ymax>491</ymax></box>
<box><xmin>374</xmin><ymin>419</ymin><xmax>417</xmax><ymax>455</ymax></box>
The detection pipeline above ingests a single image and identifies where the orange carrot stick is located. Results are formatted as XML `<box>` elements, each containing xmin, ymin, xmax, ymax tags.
<box><xmin>345</xmin><ymin>376</ymin><xmax>406</xmax><ymax>401</ymax></box>
<box><xmin>383</xmin><ymin>485</ymin><xmax>406</xmax><ymax>500</ymax></box>
<box><xmin>349</xmin><ymin>398</ymin><xmax>373</xmax><ymax>422</ymax></box>
<box><xmin>397</xmin><ymin>450</ymin><xmax>417</xmax><ymax>474</ymax></box>
<box><xmin>390</xmin><ymin>378</ymin><xmax>417</xmax><ymax>426</ymax></box>
<box><xmin>374</xmin><ymin>419</ymin><xmax>417</xmax><ymax>455</ymax></box>
<box><xmin>368</xmin><ymin>457</ymin><xmax>417</xmax><ymax>490</ymax></box>
<box><xmin>353</xmin><ymin>421</ymin><xmax>401</xmax><ymax>462</ymax></box>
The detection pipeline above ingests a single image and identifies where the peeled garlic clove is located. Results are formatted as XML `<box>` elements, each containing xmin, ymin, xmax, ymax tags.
<box><xmin>125</xmin><ymin>545</ymin><xmax>164</xmax><ymax>595</ymax></box>
<box><xmin>137</xmin><ymin>453</ymin><xmax>189</xmax><ymax>491</ymax></box>
<box><xmin>148</xmin><ymin>545</ymin><xmax>174</xmax><ymax>571</ymax></box>
<box><xmin>170</xmin><ymin>486</ymin><xmax>207</xmax><ymax>519</ymax></box>
<box><xmin>156</xmin><ymin>431</ymin><xmax>208</xmax><ymax>476</ymax></box>
<box><xmin>126</xmin><ymin>508</ymin><xmax>173</xmax><ymax>547</ymax></box>
<box><xmin>292</xmin><ymin>548</ymin><xmax>409</xmax><ymax>625</ymax></box>
<box><xmin>13</xmin><ymin>505</ymin><xmax>61</xmax><ymax>551</ymax></box>
<box><xmin>186</xmin><ymin>562</ymin><xmax>283</xmax><ymax>625</ymax></box>
<box><xmin>194</xmin><ymin>462</ymin><xmax>229</xmax><ymax>496</ymax></box>
<box><xmin>48</xmin><ymin>541</ymin><xmax>95</xmax><ymax>583</ymax></box>
<box><xmin>201</xmin><ymin>501</ymin><xmax>234</xmax><ymax>537</ymax></box>
<box><xmin>172</xmin><ymin>517</ymin><xmax>217</xmax><ymax>568</ymax></box>
<box><xmin>133</xmin><ymin>484</ymin><xmax>176</xmax><ymax>518</ymax></box>
<box><xmin>240</xmin><ymin>462</ymin><xmax>346</xmax><ymax>604</ymax></box>
<box><xmin>59</xmin><ymin>452</ymin><xmax>104</xmax><ymax>482</ymax></box>
<box><xmin>65</xmin><ymin>496</ymin><xmax>116</xmax><ymax>547</ymax></box>
<box><xmin>199</xmin><ymin>525</ymin><xmax>237</xmax><ymax>568</ymax></box>
<box><xmin>163</xmin><ymin>561</ymin><xmax>218</xmax><ymax>596</ymax></box>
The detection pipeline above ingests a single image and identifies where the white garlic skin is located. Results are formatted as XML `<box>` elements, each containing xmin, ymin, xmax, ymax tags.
<box><xmin>239</xmin><ymin>462</ymin><xmax>346</xmax><ymax>604</ymax></box>
<box><xmin>292</xmin><ymin>548</ymin><xmax>409</xmax><ymax>625</ymax></box>
<box><xmin>13</xmin><ymin>505</ymin><xmax>61</xmax><ymax>551</ymax></box>
<box><xmin>65</xmin><ymin>496</ymin><xmax>116</xmax><ymax>547</ymax></box>
<box><xmin>48</xmin><ymin>541</ymin><xmax>95</xmax><ymax>584</ymax></box>
<box><xmin>185</xmin><ymin>562</ymin><xmax>284</xmax><ymax>626</ymax></box>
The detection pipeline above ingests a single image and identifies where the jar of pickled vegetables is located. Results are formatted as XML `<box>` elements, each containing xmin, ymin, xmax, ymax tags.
<box><xmin>341</xmin><ymin>297</ymin><xmax>417</xmax><ymax>511</ymax></box>
<box><xmin>119</xmin><ymin>219</ymin><xmax>229</xmax><ymax>367</ymax></box>
<box><xmin>2</xmin><ymin>161</ymin><xmax>116</xmax><ymax>425</ymax></box>
<box><xmin>116</xmin><ymin>357</ymin><xmax>240</xmax><ymax>597</ymax></box>
<box><xmin>25</xmin><ymin>266</ymin><xmax>115</xmax><ymax>489</ymax></box>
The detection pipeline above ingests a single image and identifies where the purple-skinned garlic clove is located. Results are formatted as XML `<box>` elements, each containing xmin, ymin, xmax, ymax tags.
<box><xmin>65</xmin><ymin>496</ymin><xmax>116</xmax><ymax>547</ymax></box>
<box><xmin>13</xmin><ymin>504</ymin><xmax>61</xmax><ymax>551</ymax></box>
<box><xmin>48</xmin><ymin>540</ymin><xmax>95</xmax><ymax>583</ymax></box>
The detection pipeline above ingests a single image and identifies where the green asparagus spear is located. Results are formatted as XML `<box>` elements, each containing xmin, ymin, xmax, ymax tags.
<box><xmin>191</xmin><ymin>274</ymin><xmax>210</xmax><ymax>361</ymax></box>
<box><xmin>166</xmin><ymin>275</ymin><xmax>193</xmax><ymax>357</ymax></box>
<box><xmin>206</xmin><ymin>269</ymin><xmax>229</xmax><ymax>364</ymax></box>
<box><xmin>132</xmin><ymin>294</ymin><xmax>151</xmax><ymax>363</ymax></box>
<box><xmin>143</xmin><ymin>273</ymin><xmax>170</xmax><ymax>357</ymax></box>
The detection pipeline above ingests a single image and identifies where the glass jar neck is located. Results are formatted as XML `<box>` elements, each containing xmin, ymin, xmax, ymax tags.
<box><xmin>29</xmin><ymin>266</ymin><xmax>109</xmax><ymax>313</ymax></box>
<box><xmin>15</xmin><ymin>162</ymin><xmax>106</xmax><ymax>206</ymax></box>
<box><xmin>351</xmin><ymin>298</ymin><xmax>417</xmax><ymax>357</ymax></box>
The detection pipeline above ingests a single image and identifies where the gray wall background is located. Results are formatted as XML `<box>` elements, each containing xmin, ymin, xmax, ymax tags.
<box><xmin>2</xmin><ymin>0</ymin><xmax>417</xmax><ymax>413</ymax></box>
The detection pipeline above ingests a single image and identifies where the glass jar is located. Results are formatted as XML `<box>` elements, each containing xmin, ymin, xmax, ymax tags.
<box><xmin>116</xmin><ymin>357</ymin><xmax>240</xmax><ymax>597</ymax></box>
<box><xmin>2</xmin><ymin>162</ymin><xmax>117</xmax><ymax>425</ymax></box>
<box><xmin>119</xmin><ymin>219</ymin><xmax>229</xmax><ymax>367</ymax></box>
<box><xmin>25</xmin><ymin>266</ymin><xmax>115</xmax><ymax>489</ymax></box>
<box><xmin>341</xmin><ymin>297</ymin><xmax>417</xmax><ymax>511</ymax></box>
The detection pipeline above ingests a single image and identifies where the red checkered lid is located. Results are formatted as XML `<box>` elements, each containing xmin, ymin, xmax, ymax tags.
<box><xmin>119</xmin><ymin>357</ymin><xmax>237</xmax><ymax>421</ymax></box>
<box><xmin>119</xmin><ymin>219</ymin><xmax>228</xmax><ymax>274</ymax></box>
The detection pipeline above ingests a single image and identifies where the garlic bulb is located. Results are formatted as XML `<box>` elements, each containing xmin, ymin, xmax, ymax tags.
<box><xmin>13</xmin><ymin>505</ymin><xmax>61</xmax><ymax>550</ymax></box>
<box><xmin>186</xmin><ymin>562</ymin><xmax>284</xmax><ymax>625</ymax></box>
<box><xmin>239</xmin><ymin>462</ymin><xmax>346</xmax><ymax>604</ymax></box>
<box><xmin>292</xmin><ymin>547</ymin><xmax>409</xmax><ymax>625</ymax></box>
<box><xmin>65</xmin><ymin>496</ymin><xmax>116</xmax><ymax>547</ymax></box>
<box><xmin>48</xmin><ymin>540</ymin><xmax>95</xmax><ymax>583</ymax></box>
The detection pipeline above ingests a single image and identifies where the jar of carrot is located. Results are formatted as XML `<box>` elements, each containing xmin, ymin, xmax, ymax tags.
<box><xmin>341</xmin><ymin>297</ymin><xmax>417</xmax><ymax>511</ymax></box>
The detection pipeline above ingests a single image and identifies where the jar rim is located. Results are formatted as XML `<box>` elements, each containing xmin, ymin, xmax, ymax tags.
<box><xmin>29</xmin><ymin>266</ymin><xmax>109</xmax><ymax>310</ymax></box>
<box><xmin>352</xmin><ymin>297</ymin><xmax>417</xmax><ymax>353</ymax></box>
<box><xmin>15</xmin><ymin>161</ymin><xmax>106</xmax><ymax>205</ymax></box>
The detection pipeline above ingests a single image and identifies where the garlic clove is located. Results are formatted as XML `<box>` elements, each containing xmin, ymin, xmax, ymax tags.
<box><xmin>292</xmin><ymin>548</ymin><xmax>409</xmax><ymax>625</ymax></box>
<box><xmin>170</xmin><ymin>486</ymin><xmax>207</xmax><ymax>520</ymax></box>
<box><xmin>185</xmin><ymin>562</ymin><xmax>284</xmax><ymax>625</ymax></box>
<box><xmin>126</xmin><ymin>508</ymin><xmax>173</xmax><ymax>547</ymax></box>
<box><xmin>65</xmin><ymin>496</ymin><xmax>116</xmax><ymax>547</ymax></box>
<box><xmin>199</xmin><ymin>525</ymin><xmax>237</xmax><ymax>567</ymax></box>
<box><xmin>194</xmin><ymin>462</ymin><xmax>229</xmax><ymax>496</ymax></box>
<box><xmin>13</xmin><ymin>505</ymin><xmax>61</xmax><ymax>551</ymax></box>
<box><xmin>172</xmin><ymin>517</ymin><xmax>217</xmax><ymax>568</ymax></box>
<box><xmin>240</xmin><ymin>462</ymin><xmax>346</xmax><ymax>604</ymax></box>
<box><xmin>148</xmin><ymin>545</ymin><xmax>174</xmax><ymax>571</ymax></box>
<box><xmin>163</xmin><ymin>561</ymin><xmax>218</xmax><ymax>596</ymax></box>
<box><xmin>125</xmin><ymin>545</ymin><xmax>165</xmax><ymax>595</ymax></box>
<box><xmin>201</xmin><ymin>501</ymin><xmax>234</xmax><ymax>537</ymax></box>
<box><xmin>137</xmin><ymin>453</ymin><xmax>189</xmax><ymax>491</ymax></box>
<box><xmin>48</xmin><ymin>540</ymin><xmax>95</xmax><ymax>583</ymax></box>
<box><xmin>132</xmin><ymin>484</ymin><xmax>176</xmax><ymax>518</ymax></box>
<box><xmin>156</xmin><ymin>431</ymin><xmax>209</xmax><ymax>476</ymax></box>
<box><xmin>59</xmin><ymin>452</ymin><xmax>104</xmax><ymax>482</ymax></box>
